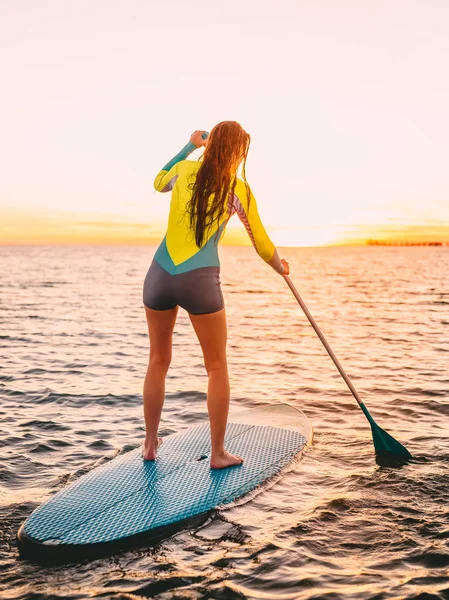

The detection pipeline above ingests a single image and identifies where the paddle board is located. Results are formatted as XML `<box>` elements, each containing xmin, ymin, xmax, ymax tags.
<box><xmin>17</xmin><ymin>403</ymin><xmax>312</xmax><ymax>561</ymax></box>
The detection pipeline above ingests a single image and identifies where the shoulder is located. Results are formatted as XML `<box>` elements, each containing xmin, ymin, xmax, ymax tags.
<box><xmin>233</xmin><ymin>177</ymin><xmax>253</xmax><ymax>206</ymax></box>
<box><xmin>234</xmin><ymin>176</ymin><xmax>248</xmax><ymax>192</ymax></box>
<box><xmin>177</xmin><ymin>159</ymin><xmax>201</xmax><ymax>173</ymax></box>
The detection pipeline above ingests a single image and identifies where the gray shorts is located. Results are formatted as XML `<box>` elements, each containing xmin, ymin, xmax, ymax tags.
<box><xmin>143</xmin><ymin>260</ymin><xmax>224</xmax><ymax>315</ymax></box>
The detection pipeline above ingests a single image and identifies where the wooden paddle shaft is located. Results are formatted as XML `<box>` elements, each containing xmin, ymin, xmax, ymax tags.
<box><xmin>283</xmin><ymin>274</ymin><xmax>364</xmax><ymax>407</ymax></box>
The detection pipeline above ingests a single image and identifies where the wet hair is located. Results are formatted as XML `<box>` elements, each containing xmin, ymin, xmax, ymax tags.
<box><xmin>187</xmin><ymin>120</ymin><xmax>251</xmax><ymax>248</ymax></box>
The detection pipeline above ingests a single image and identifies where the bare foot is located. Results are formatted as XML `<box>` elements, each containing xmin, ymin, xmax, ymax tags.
<box><xmin>210</xmin><ymin>450</ymin><xmax>243</xmax><ymax>470</ymax></box>
<box><xmin>142</xmin><ymin>437</ymin><xmax>163</xmax><ymax>461</ymax></box>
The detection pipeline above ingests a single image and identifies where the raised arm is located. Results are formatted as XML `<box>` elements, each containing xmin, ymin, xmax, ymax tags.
<box><xmin>230</xmin><ymin>182</ymin><xmax>287</xmax><ymax>274</ymax></box>
<box><xmin>153</xmin><ymin>131</ymin><xmax>209</xmax><ymax>193</ymax></box>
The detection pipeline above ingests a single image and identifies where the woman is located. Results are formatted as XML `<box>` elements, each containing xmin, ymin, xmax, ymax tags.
<box><xmin>142</xmin><ymin>121</ymin><xmax>289</xmax><ymax>470</ymax></box>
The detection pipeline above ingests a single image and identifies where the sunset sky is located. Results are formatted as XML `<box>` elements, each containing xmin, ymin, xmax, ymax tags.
<box><xmin>1</xmin><ymin>0</ymin><xmax>448</xmax><ymax>246</ymax></box>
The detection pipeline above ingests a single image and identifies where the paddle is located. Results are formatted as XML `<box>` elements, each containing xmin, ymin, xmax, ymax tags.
<box><xmin>283</xmin><ymin>274</ymin><xmax>412</xmax><ymax>464</ymax></box>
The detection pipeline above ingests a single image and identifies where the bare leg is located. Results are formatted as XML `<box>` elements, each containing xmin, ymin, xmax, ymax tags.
<box><xmin>189</xmin><ymin>309</ymin><xmax>243</xmax><ymax>469</ymax></box>
<box><xmin>142</xmin><ymin>305</ymin><xmax>178</xmax><ymax>460</ymax></box>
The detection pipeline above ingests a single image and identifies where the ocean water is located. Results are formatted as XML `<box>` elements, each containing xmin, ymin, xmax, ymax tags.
<box><xmin>1</xmin><ymin>244</ymin><xmax>448</xmax><ymax>600</ymax></box>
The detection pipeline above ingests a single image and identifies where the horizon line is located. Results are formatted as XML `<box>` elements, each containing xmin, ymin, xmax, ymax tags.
<box><xmin>1</xmin><ymin>240</ymin><xmax>448</xmax><ymax>248</ymax></box>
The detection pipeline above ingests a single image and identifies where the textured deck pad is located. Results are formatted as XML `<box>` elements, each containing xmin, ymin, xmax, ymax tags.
<box><xmin>24</xmin><ymin>420</ymin><xmax>307</xmax><ymax>546</ymax></box>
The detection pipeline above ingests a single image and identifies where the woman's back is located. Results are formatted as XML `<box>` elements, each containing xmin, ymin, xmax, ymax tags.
<box><xmin>153</xmin><ymin>157</ymin><xmax>276</xmax><ymax>275</ymax></box>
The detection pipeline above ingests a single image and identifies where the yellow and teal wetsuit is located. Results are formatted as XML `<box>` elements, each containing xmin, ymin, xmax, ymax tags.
<box><xmin>143</xmin><ymin>140</ymin><xmax>283</xmax><ymax>314</ymax></box>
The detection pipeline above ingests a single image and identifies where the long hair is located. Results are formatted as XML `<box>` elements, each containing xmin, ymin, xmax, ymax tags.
<box><xmin>187</xmin><ymin>121</ymin><xmax>251</xmax><ymax>248</ymax></box>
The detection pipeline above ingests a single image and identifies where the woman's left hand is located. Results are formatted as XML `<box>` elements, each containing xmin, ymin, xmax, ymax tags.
<box><xmin>190</xmin><ymin>130</ymin><xmax>208</xmax><ymax>148</ymax></box>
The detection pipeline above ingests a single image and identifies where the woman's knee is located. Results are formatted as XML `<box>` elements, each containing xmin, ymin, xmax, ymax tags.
<box><xmin>204</xmin><ymin>356</ymin><xmax>228</xmax><ymax>376</ymax></box>
<box><xmin>149</xmin><ymin>352</ymin><xmax>172</xmax><ymax>372</ymax></box>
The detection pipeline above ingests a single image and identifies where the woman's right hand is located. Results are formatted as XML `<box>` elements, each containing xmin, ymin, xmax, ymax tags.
<box><xmin>190</xmin><ymin>130</ymin><xmax>208</xmax><ymax>148</ymax></box>
<box><xmin>280</xmin><ymin>259</ymin><xmax>290</xmax><ymax>275</ymax></box>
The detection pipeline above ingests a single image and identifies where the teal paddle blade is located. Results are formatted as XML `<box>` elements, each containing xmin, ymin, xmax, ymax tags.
<box><xmin>360</xmin><ymin>402</ymin><xmax>412</xmax><ymax>465</ymax></box>
<box><xmin>370</xmin><ymin>422</ymin><xmax>412</xmax><ymax>465</ymax></box>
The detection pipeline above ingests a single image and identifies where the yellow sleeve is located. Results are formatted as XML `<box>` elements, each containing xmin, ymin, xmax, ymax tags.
<box><xmin>232</xmin><ymin>181</ymin><xmax>276</xmax><ymax>262</ymax></box>
<box><xmin>153</xmin><ymin>140</ymin><xmax>198</xmax><ymax>192</ymax></box>
<box><xmin>153</xmin><ymin>163</ymin><xmax>179</xmax><ymax>193</ymax></box>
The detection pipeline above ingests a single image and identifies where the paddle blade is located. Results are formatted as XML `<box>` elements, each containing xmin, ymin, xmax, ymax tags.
<box><xmin>371</xmin><ymin>421</ymin><xmax>413</xmax><ymax>465</ymax></box>
<box><xmin>359</xmin><ymin>402</ymin><xmax>412</xmax><ymax>465</ymax></box>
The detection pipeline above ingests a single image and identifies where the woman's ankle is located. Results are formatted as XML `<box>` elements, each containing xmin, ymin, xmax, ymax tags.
<box><xmin>211</xmin><ymin>447</ymin><xmax>225</xmax><ymax>459</ymax></box>
<box><xmin>144</xmin><ymin>434</ymin><xmax>159</xmax><ymax>445</ymax></box>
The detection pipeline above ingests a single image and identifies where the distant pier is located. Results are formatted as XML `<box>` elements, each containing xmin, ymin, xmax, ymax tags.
<box><xmin>366</xmin><ymin>240</ymin><xmax>446</xmax><ymax>246</ymax></box>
